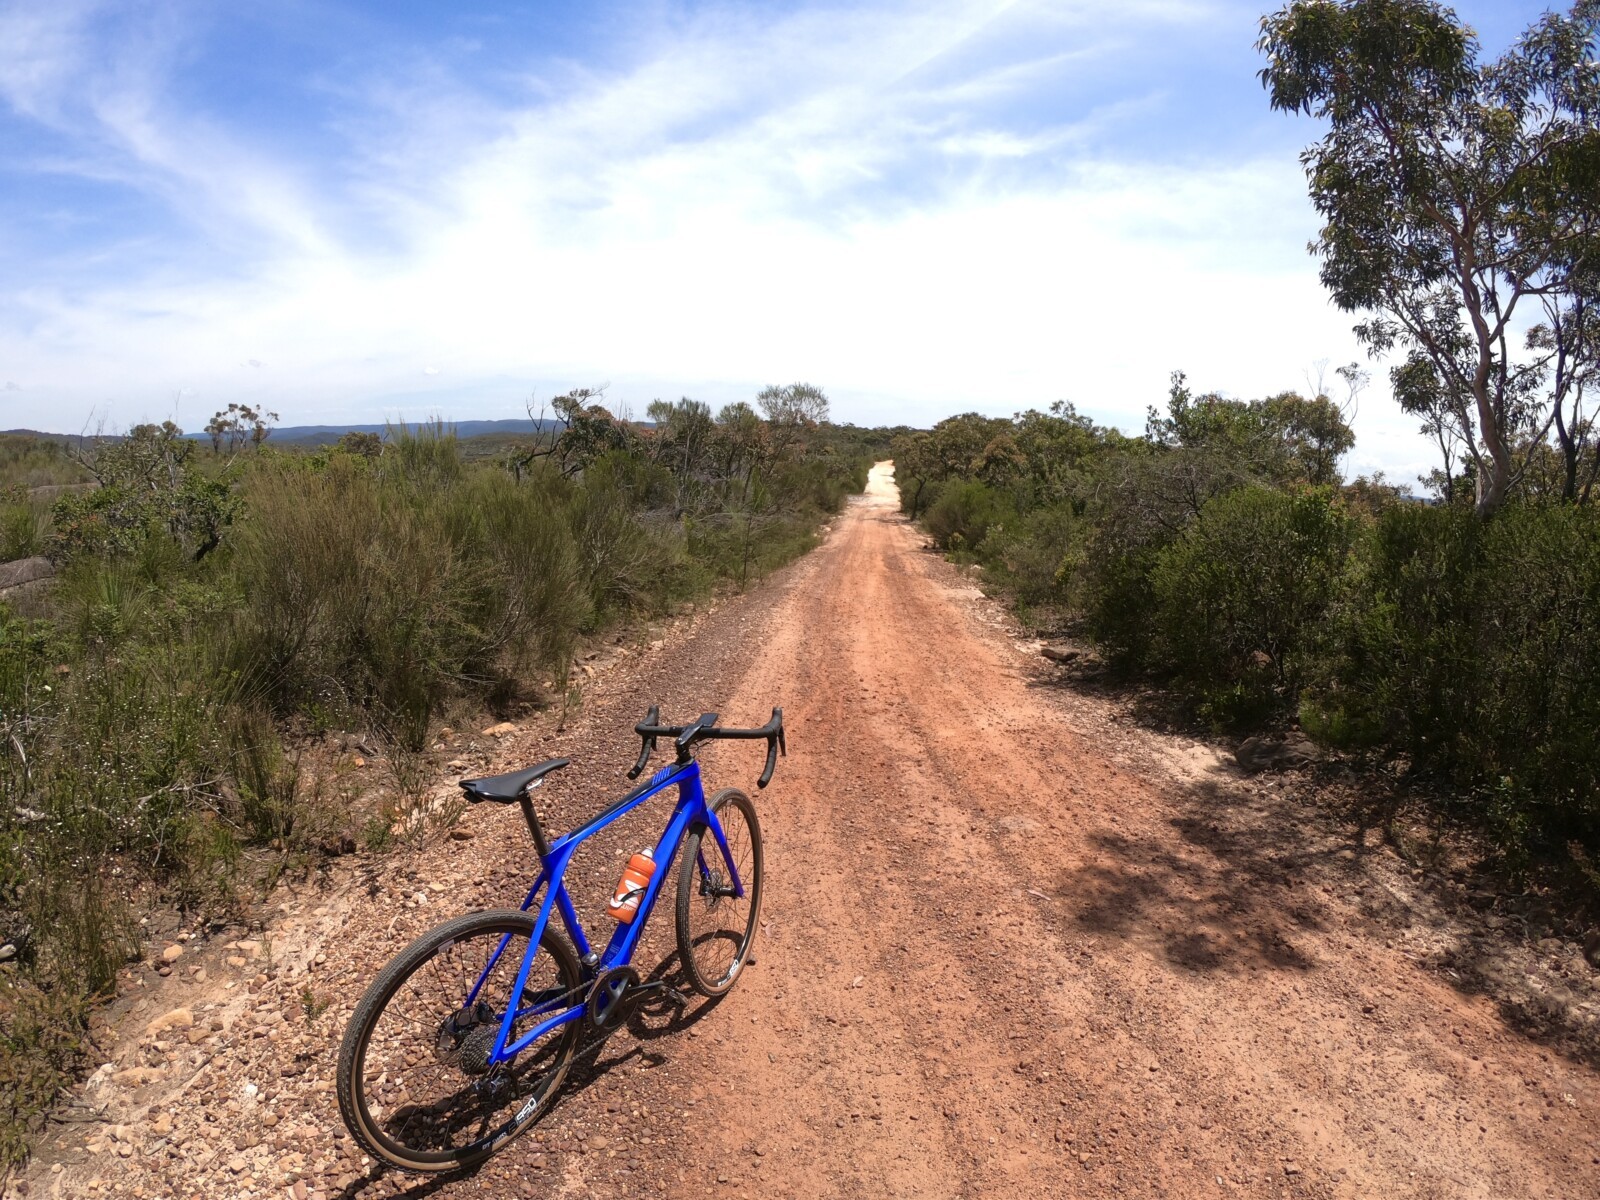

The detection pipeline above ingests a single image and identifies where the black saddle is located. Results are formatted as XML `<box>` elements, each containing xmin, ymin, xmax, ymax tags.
<box><xmin>459</xmin><ymin>758</ymin><xmax>569</xmax><ymax>803</ymax></box>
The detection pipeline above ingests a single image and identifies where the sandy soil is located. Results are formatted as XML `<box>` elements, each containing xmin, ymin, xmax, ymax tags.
<box><xmin>15</xmin><ymin>462</ymin><xmax>1600</xmax><ymax>1200</ymax></box>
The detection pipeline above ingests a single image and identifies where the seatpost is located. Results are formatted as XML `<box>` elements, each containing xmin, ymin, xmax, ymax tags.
<box><xmin>517</xmin><ymin>794</ymin><xmax>552</xmax><ymax>859</ymax></box>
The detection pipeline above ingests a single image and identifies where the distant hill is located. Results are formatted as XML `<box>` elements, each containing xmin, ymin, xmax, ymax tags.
<box><xmin>3</xmin><ymin>419</ymin><xmax>560</xmax><ymax>449</ymax></box>
<box><xmin>265</xmin><ymin>419</ymin><xmax>561</xmax><ymax>446</ymax></box>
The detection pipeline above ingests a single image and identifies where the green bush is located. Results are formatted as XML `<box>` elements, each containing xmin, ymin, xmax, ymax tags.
<box><xmin>1334</xmin><ymin>502</ymin><xmax>1600</xmax><ymax>846</ymax></box>
<box><xmin>978</xmin><ymin>502</ymin><xmax>1083</xmax><ymax>608</ymax></box>
<box><xmin>49</xmin><ymin>424</ymin><xmax>235</xmax><ymax>562</ymax></box>
<box><xmin>925</xmin><ymin>479</ymin><xmax>1009</xmax><ymax>553</ymax></box>
<box><xmin>0</xmin><ymin>405</ymin><xmax>869</xmax><ymax>1163</ymax></box>
<box><xmin>1148</xmin><ymin>486</ymin><xmax>1353</xmax><ymax>727</ymax></box>
<box><xmin>232</xmin><ymin>454</ymin><xmax>591</xmax><ymax>746</ymax></box>
<box><xmin>0</xmin><ymin>496</ymin><xmax>47</xmax><ymax>561</ymax></box>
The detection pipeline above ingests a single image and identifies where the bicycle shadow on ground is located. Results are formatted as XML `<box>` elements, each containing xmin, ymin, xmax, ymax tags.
<box><xmin>333</xmin><ymin>948</ymin><xmax>724</xmax><ymax>1200</ymax></box>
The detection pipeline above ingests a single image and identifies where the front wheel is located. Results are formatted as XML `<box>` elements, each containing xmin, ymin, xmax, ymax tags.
<box><xmin>675</xmin><ymin>787</ymin><xmax>763</xmax><ymax>997</ymax></box>
<box><xmin>336</xmin><ymin>909</ymin><xmax>582</xmax><ymax>1172</ymax></box>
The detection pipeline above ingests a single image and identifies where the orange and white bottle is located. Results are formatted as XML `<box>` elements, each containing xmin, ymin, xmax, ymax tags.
<box><xmin>607</xmin><ymin>849</ymin><xmax>656</xmax><ymax>923</ymax></box>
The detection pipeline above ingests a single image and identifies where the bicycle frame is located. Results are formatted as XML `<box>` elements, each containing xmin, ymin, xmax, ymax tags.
<box><xmin>464</xmin><ymin>757</ymin><xmax>745</xmax><ymax>1071</ymax></box>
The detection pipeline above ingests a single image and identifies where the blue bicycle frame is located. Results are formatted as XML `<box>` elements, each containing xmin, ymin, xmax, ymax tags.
<box><xmin>465</xmin><ymin>757</ymin><xmax>745</xmax><ymax>1069</ymax></box>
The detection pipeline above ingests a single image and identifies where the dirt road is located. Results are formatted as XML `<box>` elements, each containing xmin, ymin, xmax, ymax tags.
<box><xmin>22</xmin><ymin>463</ymin><xmax>1600</xmax><ymax>1200</ymax></box>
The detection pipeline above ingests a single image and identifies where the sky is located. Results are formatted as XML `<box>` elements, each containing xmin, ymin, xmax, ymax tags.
<box><xmin>0</xmin><ymin>0</ymin><xmax>1564</xmax><ymax>484</ymax></box>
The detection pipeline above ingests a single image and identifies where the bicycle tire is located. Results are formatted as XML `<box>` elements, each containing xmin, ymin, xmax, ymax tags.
<box><xmin>675</xmin><ymin>787</ymin><xmax>763</xmax><ymax>997</ymax></box>
<box><xmin>336</xmin><ymin>908</ymin><xmax>582</xmax><ymax>1172</ymax></box>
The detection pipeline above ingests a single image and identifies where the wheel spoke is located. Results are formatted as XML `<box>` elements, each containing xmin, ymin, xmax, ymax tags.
<box><xmin>338</xmin><ymin>914</ymin><xmax>581</xmax><ymax>1171</ymax></box>
<box><xmin>677</xmin><ymin>790</ymin><xmax>763</xmax><ymax>997</ymax></box>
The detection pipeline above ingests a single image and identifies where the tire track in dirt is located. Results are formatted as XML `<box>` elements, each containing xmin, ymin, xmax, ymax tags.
<box><xmin>662</xmin><ymin>463</ymin><xmax>1600</xmax><ymax>1200</ymax></box>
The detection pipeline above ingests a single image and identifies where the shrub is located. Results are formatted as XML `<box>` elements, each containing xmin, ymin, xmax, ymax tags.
<box><xmin>50</xmin><ymin>424</ymin><xmax>235</xmax><ymax>562</ymax></box>
<box><xmin>978</xmin><ymin>502</ymin><xmax>1083</xmax><ymax>608</ymax></box>
<box><xmin>1148</xmin><ymin>486</ymin><xmax>1353</xmax><ymax>727</ymax></box>
<box><xmin>1334</xmin><ymin>502</ymin><xmax>1600</xmax><ymax>847</ymax></box>
<box><xmin>925</xmin><ymin>480</ymin><xmax>1009</xmax><ymax>553</ymax></box>
<box><xmin>0</xmin><ymin>410</ymin><xmax>871</xmax><ymax>1162</ymax></box>
<box><xmin>232</xmin><ymin>455</ymin><xmax>591</xmax><ymax>745</ymax></box>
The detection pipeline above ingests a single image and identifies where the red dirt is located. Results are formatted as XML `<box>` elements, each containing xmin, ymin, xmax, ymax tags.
<box><xmin>18</xmin><ymin>462</ymin><xmax>1599</xmax><ymax>1200</ymax></box>
<box><xmin>663</xmin><ymin>463</ymin><xmax>1600</xmax><ymax>1199</ymax></box>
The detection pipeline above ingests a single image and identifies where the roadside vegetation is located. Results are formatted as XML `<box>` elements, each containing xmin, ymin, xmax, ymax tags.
<box><xmin>0</xmin><ymin>387</ymin><xmax>876</xmax><ymax>1164</ymax></box>
<box><xmin>897</xmin><ymin>0</ymin><xmax>1600</xmax><ymax>887</ymax></box>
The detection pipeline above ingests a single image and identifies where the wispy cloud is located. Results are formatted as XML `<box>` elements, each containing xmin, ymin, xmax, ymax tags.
<box><xmin>0</xmin><ymin>0</ymin><xmax>1477</xmax><ymax>481</ymax></box>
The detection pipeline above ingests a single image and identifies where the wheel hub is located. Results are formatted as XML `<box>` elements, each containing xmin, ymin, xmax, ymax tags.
<box><xmin>436</xmin><ymin>1001</ymin><xmax>500</xmax><ymax>1076</ymax></box>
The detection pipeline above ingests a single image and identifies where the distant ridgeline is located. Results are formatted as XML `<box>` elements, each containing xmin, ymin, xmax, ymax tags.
<box><xmin>4</xmin><ymin>419</ymin><xmax>563</xmax><ymax>447</ymax></box>
<box><xmin>256</xmin><ymin>419</ymin><xmax>564</xmax><ymax>445</ymax></box>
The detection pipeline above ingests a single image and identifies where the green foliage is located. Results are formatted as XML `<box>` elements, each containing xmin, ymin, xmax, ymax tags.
<box><xmin>903</xmin><ymin>361</ymin><xmax>1600</xmax><ymax>866</ymax></box>
<box><xmin>49</xmin><ymin>423</ymin><xmax>236</xmax><ymax>561</ymax></box>
<box><xmin>0</xmin><ymin>977</ymin><xmax>87</xmax><ymax>1168</ymax></box>
<box><xmin>0</xmin><ymin>434</ymin><xmax>92</xmax><ymax>490</ymax></box>
<box><xmin>1148</xmin><ymin>372</ymin><xmax>1355</xmax><ymax>487</ymax></box>
<box><xmin>0</xmin><ymin>394</ymin><xmax>871</xmax><ymax>1160</ymax></box>
<box><xmin>978</xmin><ymin>502</ymin><xmax>1084</xmax><ymax>608</ymax></box>
<box><xmin>0</xmin><ymin>496</ymin><xmax>47</xmax><ymax>561</ymax></box>
<box><xmin>1149</xmin><ymin>487</ymin><xmax>1354</xmax><ymax>727</ymax></box>
<box><xmin>924</xmin><ymin>479</ymin><xmax>1010</xmax><ymax>555</ymax></box>
<box><xmin>1329</xmin><ymin>502</ymin><xmax>1600</xmax><ymax>844</ymax></box>
<box><xmin>1259</xmin><ymin>0</ymin><xmax>1600</xmax><ymax>513</ymax></box>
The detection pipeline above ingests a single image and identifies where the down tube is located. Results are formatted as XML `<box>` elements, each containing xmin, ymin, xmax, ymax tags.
<box><xmin>599</xmin><ymin>796</ymin><xmax>703</xmax><ymax>969</ymax></box>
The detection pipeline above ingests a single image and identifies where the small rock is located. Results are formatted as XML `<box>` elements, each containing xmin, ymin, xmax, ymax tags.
<box><xmin>161</xmin><ymin>944</ymin><xmax>183</xmax><ymax>964</ymax></box>
<box><xmin>146</xmin><ymin>1007</ymin><xmax>194</xmax><ymax>1035</ymax></box>
<box><xmin>1235</xmin><ymin>735</ymin><xmax>1319</xmax><ymax>774</ymax></box>
<box><xmin>1041</xmin><ymin>646</ymin><xmax>1079</xmax><ymax>664</ymax></box>
<box><xmin>448</xmin><ymin>826</ymin><xmax>475</xmax><ymax>841</ymax></box>
<box><xmin>1283</xmin><ymin>1163</ymin><xmax>1302</xmax><ymax>1176</ymax></box>
<box><xmin>228</xmin><ymin>1156</ymin><xmax>247</xmax><ymax>1174</ymax></box>
<box><xmin>151</xmin><ymin>1113</ymin><xmax>173</xmax><ymax>1137</ymax></box>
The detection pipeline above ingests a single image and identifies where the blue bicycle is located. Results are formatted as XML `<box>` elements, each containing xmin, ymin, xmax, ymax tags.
<box><xmin>335</xmin><ymin>706</ymin><xmax>782</xmax><ymax>1172</ymax></box>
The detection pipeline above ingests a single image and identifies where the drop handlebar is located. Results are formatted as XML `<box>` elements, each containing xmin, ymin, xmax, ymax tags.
<box><xmin>626</xmin><ymin>705</ymin><xmax>786</xmax><ymax>789</ymax></box>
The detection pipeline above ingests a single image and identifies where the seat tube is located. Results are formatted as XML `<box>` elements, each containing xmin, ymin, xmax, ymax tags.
<box><xmin>518</xmin><ymin>794</ymin><xmax>552</xmax><ymax>858</ymax></box>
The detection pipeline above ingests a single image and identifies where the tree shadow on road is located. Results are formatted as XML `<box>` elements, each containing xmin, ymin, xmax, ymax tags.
<box><xmin>1047</xmin><ymin>774</ymin><xmax>1340</xmax><ymax>978</ymax></box>
<box><xmin>1028</xmin><ymin>662</ymin><xmax>1600</xmax><ymax>1071</ymax></box>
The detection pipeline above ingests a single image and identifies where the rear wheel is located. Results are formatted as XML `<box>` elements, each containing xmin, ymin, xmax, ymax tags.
<box><xmin>675</xmin><ymin>788</ymin><xmax>763</xmax><ymax>997</ymax></box>
<box><xmin>336</xmin><ymin>909</ymin><xmax>582</xmax><ymax>1172</ymax></box>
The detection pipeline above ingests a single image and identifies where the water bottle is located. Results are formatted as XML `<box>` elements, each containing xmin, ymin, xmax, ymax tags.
<box><xmin>607</xmin><ymin>849</ymin><xmax>655</xmax><ymax>923</ymax></box>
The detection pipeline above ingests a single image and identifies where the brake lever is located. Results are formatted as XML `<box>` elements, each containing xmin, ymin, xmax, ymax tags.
<box><xmin>627</xmin><ymin>704</ymin><xmax>660</xmax><ymax>780</ymax></box>
<box><xmin>757</xmin><ymin>707</ymin><xmax>785</xmax><ymax>789</ymax></box>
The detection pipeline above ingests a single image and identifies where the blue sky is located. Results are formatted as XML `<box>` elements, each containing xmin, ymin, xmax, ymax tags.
<box><xmin>0</xmin><ymin>0</ymin><xmax>1564</xmax><ymax>483</ymax></box>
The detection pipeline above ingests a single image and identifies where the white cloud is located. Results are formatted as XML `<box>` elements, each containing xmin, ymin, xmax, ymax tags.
<box><xmin>0</xmin><ymin>0</ymin><xmax>1440</xmax><ymax>481</ymax></box>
